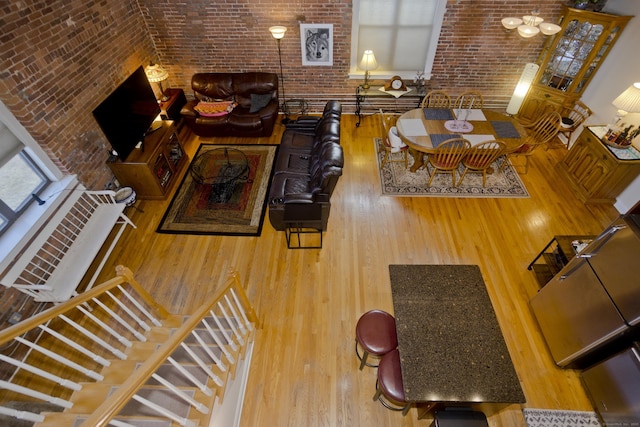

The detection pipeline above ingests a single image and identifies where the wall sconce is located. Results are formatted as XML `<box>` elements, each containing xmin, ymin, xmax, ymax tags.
<box><xmin>144</xmin><ymin>63</ymin><xmax>169</xmax><ymax>102</ymax></box>
<box><xmin>359</xmin><ymin>50</ymin><xmax>378</xmax><ymax>90</ymax></box>
<box><xmin>269</xmin><ymin>25</ymin><xmax>289</xmax><ymax>123</ymax></box>
<box><xmin>506</xmin><ymin>63</ymin><xmax>539</xmax><ymax>115</ymax></box>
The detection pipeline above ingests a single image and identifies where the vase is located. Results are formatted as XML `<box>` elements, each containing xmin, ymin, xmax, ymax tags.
<box><xmin>571</xmin><ymin>0</ymin><xmax>590</xmax><ymax>9</ymax></box>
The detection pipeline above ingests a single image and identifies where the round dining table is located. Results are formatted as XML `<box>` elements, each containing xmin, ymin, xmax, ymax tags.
<box><xmin>395</xmin><ymin>108</ymin><xmax>528</xmax><ymax>172</ymax></box>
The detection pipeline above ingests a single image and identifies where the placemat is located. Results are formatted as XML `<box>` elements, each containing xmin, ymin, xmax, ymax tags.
<box><xmin>491</xmin><ymin>121</ymin><xmax>521</xmax><ymax>138</ymax></box>
<box><xmin>430</xmin><ymin>133</ymin><xmax>461</xmax><ymax>147</ymax></box>
<box><xmin>424</xmin><ymin>108</ymin><xmax>454</xmax><ymax>120</ymax></box>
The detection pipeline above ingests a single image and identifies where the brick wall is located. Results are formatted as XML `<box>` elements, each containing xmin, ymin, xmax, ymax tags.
<box><xmin>0</xmin><ymin>0</ymin><xmax>563</xmax><ymax>188</ymax></box>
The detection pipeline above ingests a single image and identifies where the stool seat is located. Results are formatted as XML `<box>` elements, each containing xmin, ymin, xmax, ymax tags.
<box><xmin>374</xmin><ymin>349</ymin><xmax>411</xmax><ymax>415</ymax></box>
<box><xmin>378</xmin><ymin>349</ymin><xmax>405</xmax><ymax>403</ymax></box>
<box><xmin>355</xmin><ymin>309</ymin><xmax>398</xmax><ymax>369</ymax></box>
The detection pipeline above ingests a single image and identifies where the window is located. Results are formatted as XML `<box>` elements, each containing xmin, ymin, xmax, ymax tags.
<box><xmin>350</xmin><ymin>0</ymin><xmax>447</xmax><ymax>80</ymax></box>
<box><xmin>0</xmin><ymin>122</ymin><xmax>50</xmax><ymax>235</ymax></box>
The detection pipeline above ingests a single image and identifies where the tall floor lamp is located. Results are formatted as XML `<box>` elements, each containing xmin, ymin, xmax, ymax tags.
<box><xmin>269</xmin><ymin>25</ymin><xmax>290</xmax><ymax>124</ymax></box>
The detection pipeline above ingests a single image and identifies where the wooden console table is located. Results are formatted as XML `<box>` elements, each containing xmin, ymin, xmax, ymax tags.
<box><xmin>355</xmin><ymin>85</ymin><xmax>424</xmax><ymax>127</ymax></box>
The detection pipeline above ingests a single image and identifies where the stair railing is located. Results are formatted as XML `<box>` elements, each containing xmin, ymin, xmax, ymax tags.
<box><xmin>0</xmin><ymin>266</ymin><xmax>170</xmax><ymax>425</ymax></box>
<box><xmin>79</xmin><ymin>268</ymin><xmax>258</xmax><ymax>427</ymax></box>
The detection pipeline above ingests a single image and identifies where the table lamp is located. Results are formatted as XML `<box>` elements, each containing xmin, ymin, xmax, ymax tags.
<box><xmin>145</xmin><ymin>63</ymin><xmax>169</xmax><ymax>102</ymax></box>
<box><xmin>612</xmin><ymin>82</ymin><xmax>640</xmax><ymax>124</ymax></box>
<box><xmin>360</xmin><ymin>50</ymin><xmax>378</xmax><ymax>90</ymax></box>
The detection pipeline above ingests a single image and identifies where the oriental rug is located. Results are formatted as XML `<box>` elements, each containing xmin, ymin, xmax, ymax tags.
<box><xmin>523</xmin><ymin>409</ymin><xmax>601</xmax><ymax>427</ymax></box>
<box><xmin>374</xmin><ymin>137</ymin><xmax>529</xmax><ymax>197</ymax></box>
<box><xmin>157</xmin><ymin>144</ymin><xmax>277</xmax><ymax>236</ymax></box>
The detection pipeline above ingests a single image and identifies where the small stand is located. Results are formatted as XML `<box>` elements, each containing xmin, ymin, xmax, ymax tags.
<box><xmin>284</xmin><ymin>204</ymin><xmax>323</xmax><ymax>249</ymax></box>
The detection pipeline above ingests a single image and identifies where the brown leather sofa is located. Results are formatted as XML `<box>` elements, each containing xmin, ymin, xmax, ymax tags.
<box><xmin>268</xmin><ymin>101</ymin><xmax>343</xmax><ymax>231</ymax></box>
<box><xmin>180</xmin><ymin>72</ymin><xmax>279</xmax><ymax>137</ymax></box>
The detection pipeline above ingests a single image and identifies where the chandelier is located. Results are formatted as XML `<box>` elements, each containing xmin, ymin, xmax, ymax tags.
<box><xmin>501</xmin><ymin>10</ymin><xmax>561</xmax><ymax>38</ymax></box>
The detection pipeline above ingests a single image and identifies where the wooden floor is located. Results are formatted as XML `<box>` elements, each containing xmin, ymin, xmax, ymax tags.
<box><xmin>95</xmin><ymin>114</ymin><xmax>619</xmax><ymax>427</ymax></box>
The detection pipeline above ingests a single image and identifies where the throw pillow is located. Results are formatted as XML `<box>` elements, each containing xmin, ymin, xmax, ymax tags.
<box><xmin>194</xmin><ymin>101</ymin><xmax>235</xmax><ymax>117</ymax></box>
<box><xmin>249</xmin><ymin>93</ymin><xmax>272</xmax><ymax>113</ymax></box>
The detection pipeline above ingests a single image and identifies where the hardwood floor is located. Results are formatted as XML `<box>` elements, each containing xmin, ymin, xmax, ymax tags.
<box><xmin>95</xmin><ymin>114</ymin><xmax>619</xmax><ymax>426</ymax></box>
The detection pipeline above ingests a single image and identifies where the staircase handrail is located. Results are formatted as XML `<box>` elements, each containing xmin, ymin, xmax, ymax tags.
<box><xmin>0</xmin><ymin>266</ymin><xmax>170</xmax><ymax>347</ymax></box>
<box><xmin>79</xmin><ymin>268</ymin><xmax>258</xmax><ymax>427</ymax></box>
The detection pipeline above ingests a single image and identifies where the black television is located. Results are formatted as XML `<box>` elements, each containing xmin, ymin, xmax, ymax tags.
<box><xmin>92</xmin><ymin>66</ymin><xmax>161</xmax><ymax>161</ymax></box>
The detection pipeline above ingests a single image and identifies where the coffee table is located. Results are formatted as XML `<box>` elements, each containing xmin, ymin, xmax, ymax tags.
<box><xmin>189</xmin><ymin>147</ymin><xmax>250</xmax><ymax>203</ymax></box>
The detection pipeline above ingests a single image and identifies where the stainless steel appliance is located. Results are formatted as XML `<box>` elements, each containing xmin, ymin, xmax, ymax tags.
<box><xmin>581</xmin><ymin>343</ymin><xmax>640</xmax><ymax>425</ymax></box>
<box><xmin>530</xmin><ymin>215</ymin><xmax>640</xmax><ymax>368</ymax></box>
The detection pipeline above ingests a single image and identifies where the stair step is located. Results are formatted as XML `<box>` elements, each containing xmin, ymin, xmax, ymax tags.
<box><xmin>118</xmin><ymin>387</ymin><xmax>196</xmax><ymax>419</ymax></box>
<box><xmin>72</xmin><ymin>417</ymin><xmax>176</xmax><ymax>427</ymax></box>
<box><xmin>145</xmin><ymin>363</ymin><xmax>210</xmax><ymax>387</ymax></box>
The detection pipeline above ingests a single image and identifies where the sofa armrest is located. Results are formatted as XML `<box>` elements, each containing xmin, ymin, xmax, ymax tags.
<box><xmin>284</xmin><ymin>194</ymin><xmax>314</xmax><ymax>204</ymax></box>
<box><xmin>180</xmin><ymin>100</ymin><xmax>199</xmax><ymax>118</ymax></box>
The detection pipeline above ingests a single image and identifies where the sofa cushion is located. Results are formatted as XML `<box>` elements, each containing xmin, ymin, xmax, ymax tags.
<box><xmin>250</xmin><ymin>93</ymin><xmax>273</xmax><ymax>113</ymax></box>
<box><xmin>191</xmin><ymin>73</ymin><xmax>234</xmax><ymax>100</ymax></box>
<box><xmin>233</xmin><ymin>72</ymin><xmax>278</xmax><ymax>109</ymax></box>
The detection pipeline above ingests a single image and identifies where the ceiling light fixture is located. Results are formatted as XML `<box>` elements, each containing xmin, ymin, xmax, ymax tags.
<box><xmin>502</xmin><ymin>9</ymin><xmax>561</xmax><ymax>39</ymax></box>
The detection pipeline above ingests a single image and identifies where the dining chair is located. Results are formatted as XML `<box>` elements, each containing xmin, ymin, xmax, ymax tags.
<box><xmin>425</xmin><ymin>138</ymin><xmax>471</xmax><ymax>187</ymax></box>
<box><xmin>378</xmin><ymin>109</ymin><xmax>408</xmax><ymax>169</ymax></box>
<box><xmin>454</xmin><ymin>90</ymin><xmax>484</xmax><ymax>110</ymax></box>
<box><xmin>558</xmin><ymin>100</ymin><xmax>592</xmax><ymax>147</ymax></box>
<box><xmin>500</xmin><ymin>110</ymin><xmax>562</xmax><ymax>174</ymax></box>
<box><xmin>373</xmin><ymin>349</ymin><xmax>412</xmax><ymax>415</ymax></box>
<box><xmin>355</xmin><ymin>309</ymin><xmax>398</xmax><ymax>370</ymax></box>
<box><xmin>420</xmin><ymin>90</ymin><xmax>452</xmax><ymax>109</ymax></box>
<box><xmin>458</xmin><ymin>140</ymin><xmax>506</xmax><ymax>187</ymax></box>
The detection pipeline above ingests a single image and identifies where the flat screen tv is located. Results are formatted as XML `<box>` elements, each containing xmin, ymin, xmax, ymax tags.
<box><xmin>92</xmin><ymin>66</ymin><xmax>161</xmax><ymax>161</ymax></box>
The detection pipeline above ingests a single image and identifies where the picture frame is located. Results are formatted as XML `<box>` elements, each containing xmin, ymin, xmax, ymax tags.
<box><xmin>300</xmin><ymin>24</ymin><xmax>333</xmax><ymax>66</ymax></box>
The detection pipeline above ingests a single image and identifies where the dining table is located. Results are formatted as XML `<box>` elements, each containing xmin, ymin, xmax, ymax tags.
<box><xmin>388</xmin><ymin>264</ymin><xmax>526</xmax><ymax>418</ymax></box>
<box><xmin>395</xmin><ymin>108</ymin><xmax>528</xmax><ymax>172</ymax></box>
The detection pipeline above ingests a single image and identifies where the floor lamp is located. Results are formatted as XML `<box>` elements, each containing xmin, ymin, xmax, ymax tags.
<box><xmin>269</xmin><ymin>26</ymin><xmax>290</xmax><ymax>124</ymax></box>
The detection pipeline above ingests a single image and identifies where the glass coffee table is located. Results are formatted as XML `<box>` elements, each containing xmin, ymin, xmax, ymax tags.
<box><xmin>189</xmin><ymin>147</ymin><xmax>250</xmax><ymax>203</ymax></box>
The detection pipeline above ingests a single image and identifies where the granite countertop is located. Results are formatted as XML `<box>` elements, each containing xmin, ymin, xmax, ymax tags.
<box><xmin>389</xmin><ymin>264</ymin><xmax>525</xmax><ymax>404</ymax></box>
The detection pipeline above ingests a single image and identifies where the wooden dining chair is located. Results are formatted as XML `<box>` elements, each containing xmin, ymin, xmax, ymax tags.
<box><xmin>378</xmin><ymin>109</ymin><xmax>408</xmax><ymax>169</ymax></box>
<box><xmin>420</xmin><ymin>90</ymin><xmax>452</xmax><ymax>109</ymax></box>
<box><xmin>454</xmin><ymin>90</ymin><xmax>484</xmax><ymax>109</ymax></box>
<box><xmin>425</xmin><ymin>138</ymin><xmax>471</xmax><ymax>187</ymax></box>
<box><xmin>458</xmin><ymin>140</ymin><xmax>506</xmax><ymax>187</ymax></box>
<box><xmin>558</xmin><ymin>100</ymin><xmax>592</xmax><ymax>147</ymax></box>
<box><xmin>500</xmin><ymin>110</ymin><xmax>562</xmax><ymax>174</ymax></box>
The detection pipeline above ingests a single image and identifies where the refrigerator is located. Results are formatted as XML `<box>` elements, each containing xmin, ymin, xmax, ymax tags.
<box><xmin>581</xmin><ymin>343</ymin><xmax>640</xmax><ymax>425</ymax></box>
<box><xmin>530</xmin><ymin>215</ymin><xmax>640</xmax><ymax>369</ymax></box>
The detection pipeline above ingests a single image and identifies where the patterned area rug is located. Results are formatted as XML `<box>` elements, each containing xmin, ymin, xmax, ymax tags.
<box><xmin>523</xmin><ymin>409</ymin><xmax>601</xmax><ymax>427</ymax></box>
<box><xmin>157</xmin><ymin>144</ymin><xmax>277</xmax><ymax>235</ymax></box>
<box><xmin>374</xmin><ymin>137</ymin><xmax>529</xmax><ymax>197</ymax></box>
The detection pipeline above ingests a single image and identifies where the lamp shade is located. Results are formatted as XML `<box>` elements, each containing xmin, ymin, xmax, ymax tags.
<box><xmin>502</xmin><ymin>17</ymin><xmax>523</xmax><ymax>30</ymax></box>
<box><xmin>269</xmin><ymin>26</ymin><xmax>287</xmax><ymax>40</ymax></box>
<box><xmin>612</xmin><ymin>83</ymin><xmax>640</xmax><ymax>113</ymax></box>
<box><xmin>518</xmin><ymin>24</ymin><xmax>540</xmax><ymax>38</ymax></box>
<box><xmin>359</xmin><ymin>50</ymin><xmax>378</xmax><ymax>71</ymax></box>
<box><xmin>539</xmin><ymin>22</ymin><xmax>561</xmax><ymax>36</ymax></box>
<box><xmin>145</xmin><ymin>64</ymin><xmax>168</xmax><ymax>83</ymax></box>
<box><xmin>522</xmin><ymin>15</ymin><xmax>544</xmax><ymax>26</ymax></box>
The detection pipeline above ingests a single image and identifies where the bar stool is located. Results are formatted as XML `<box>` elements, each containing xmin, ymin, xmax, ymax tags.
<box><xmin>355</xmin><ymin>309</ymin><xmax>398</xmax><ymax>370</ymax></box>
<box><xmin>432</xmin><ymin>408</ymin><xmax>489</xmax><ymax>426</ymax></box>
<box><xmin>373</xmin><ymin>349</ymin><xmax>412</xmax><ymax>415</ymax></box>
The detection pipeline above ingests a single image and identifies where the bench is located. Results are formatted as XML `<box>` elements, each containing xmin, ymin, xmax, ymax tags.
<box><xmin>0</xmin><ymin>189</ymin><xmax>136</xmax><ymax>302</ymax></box>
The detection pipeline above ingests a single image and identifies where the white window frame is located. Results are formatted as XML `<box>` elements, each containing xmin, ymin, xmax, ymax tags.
<box><xmin>349</xmin><ymin>0</ymin><xmax>447</xmax><ymax>81</ymax></box>
<box><xmin>0</xmin><ymin>101</ymin><xmax>77</xmax><ymax>272</ymax></box>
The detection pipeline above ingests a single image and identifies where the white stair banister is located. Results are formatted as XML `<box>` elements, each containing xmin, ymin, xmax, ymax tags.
<box><xmin>92</xmin><ymin>297</ymin><xmax>147</xmax><ymax>342</ymax></box>
<box><xmin>224</xmin><ymin>294</ymin><xmax>246</xmax><ymax>335</ymax></box>
<box><xmin>179</xmin><ymin>342</ymin><xmax>225</xmax><ymax>386</ymax></box>
<box><xmin>167</xmin><ymin>357</ymin><xmax>213</xmax><ymax>396</ymax></box>
<box><xmin>117</xmin><ymin>284</ymin><xmax>162</xmax><ymax>327</ymax></box>
<box><xmin>58</xmin><ymin>314</ymin><xmax>127</xmax><ymax>359</ymax></box>
<box><xmin>0</xmin><ymin>380</ymin><xmax>72</xmax><ymax>408</ymax></box>
<box><xmin>191</xmin><ymin>329</ymin><xmax>226</xmax><ymax>371</ymax></box>
<box><xmin>217</xmin><ymin>301</ymin><xmax>244</xmax><ymax>346</ymax></box>
<box><xmin>106</xmin><ymin>290</ymin><xmax>150</xmax><ymax>331</ymax></box>
<box><xmin>14</xmin><ymin>337</ymin><xmax>104</xmax><ymax>380</ymax></box>
<box><xmin>0</xmin><ymin>405</ymin><xmax>45</xmax><ymax>423</ymax></box>
<box><xmin>37</xmin><ymin>325</ymin><xmax>111</xmax><ymax>366</ymax></box>
<box><xmin>201</xmin><ymin>318</ymin><xmax>235</xmax><ymax>364</ymax></box>
<box><xmin>131</xmin><ymin>394</ymin><xmax>198</xmax><ymax>427</ymax></box>
<box><xmin>150</xmin><ymin>373</ymin><xmax>210</xmax><ymax>414</ymax></box>
<box><xmin>0</xmin><ymin>354</ymin><xmax>81</xmax><ymax>391</ymax></box>
<box><xmin>231</xmin><ymin>288</ymin><xmax>254</xmax><ymax>332</ymax></box>
<box><xmin>210</xmin><ymin>312</ymin><xmax>238</xmax><ymax>352</ymax></box>
<box><xmin>76</xmin><ymin>305</ymin><xmax>132</xmax><ymax>348</ymax></box>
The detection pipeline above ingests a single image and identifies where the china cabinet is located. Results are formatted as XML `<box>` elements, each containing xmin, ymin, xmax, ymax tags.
<box><xmin>518</xmin><ymin>6</ymin><xmax>631</xmax><ymax>123</ymax></box>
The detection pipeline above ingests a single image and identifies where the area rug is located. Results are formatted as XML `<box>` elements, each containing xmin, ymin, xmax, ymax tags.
<box><xmin>157</xmin><ymin>144</ymin><xmax>277</xmax><ymax>236</ymax></box>
<box><xmin>374</xmin><ymin>137</ymin><xmax>529</xmax><ymax>197</ymax></box>
<box><xmin>523</xmin><ymin>409</ymin><xmax>601</xmax><ymax>427</ymax></box>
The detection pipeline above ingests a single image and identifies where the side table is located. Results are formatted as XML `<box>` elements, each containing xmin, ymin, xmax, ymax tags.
<box><xmin>159</xmin><ymin>88</ymin><xmax>187</xmax><ymax>123</ymax></box>
<box><xmin>355</xmin><ymin>85</ymin><xmax>424</xmax><ymax>127</ymax></box>
<box><xmin>283</xmin><ymin>203</ymin><xmax>323</xmax><ymax>249</ymax></box>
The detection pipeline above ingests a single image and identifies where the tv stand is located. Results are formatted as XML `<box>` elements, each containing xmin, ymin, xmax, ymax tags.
<box><xmin>107</xmin><ymin>120</ymin><xmax>187</xmax><ymax>199</ymax></box>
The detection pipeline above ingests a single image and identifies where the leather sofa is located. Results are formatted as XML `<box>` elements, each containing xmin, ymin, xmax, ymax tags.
<box><xmin>180</xmin><ymin>72</ymin><xmax>279</xmax><ymax>137</ymax></box>
<box><xmin>268</xmin><ymin>101</ymin><xmax>343</xmax><ymax>231</ymax></box>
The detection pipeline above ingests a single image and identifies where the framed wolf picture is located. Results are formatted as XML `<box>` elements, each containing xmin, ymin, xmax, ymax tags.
<box><xmin>300</xmin><ymin>24</ymin><xmax>333</xmax><ymax>66</ymax></box>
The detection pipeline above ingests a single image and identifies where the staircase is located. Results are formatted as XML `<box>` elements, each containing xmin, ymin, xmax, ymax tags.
<box><xmin>0</xmin><ymin>266</ymin><xmax>257</xmax><ymax>427</ymax></box>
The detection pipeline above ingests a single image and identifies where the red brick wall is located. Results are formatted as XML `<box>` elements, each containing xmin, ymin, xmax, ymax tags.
<box><xmin>0</xmin><ymin>0</ymin><xmax>563</xmax><ymax>188</ymax></box>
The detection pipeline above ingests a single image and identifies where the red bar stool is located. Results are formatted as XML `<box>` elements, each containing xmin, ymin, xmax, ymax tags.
<box><xmin>373</xmin><ymin>348</ymin><xmax>412</xmax><ymax>415</ymax></box>
<box><xmin>355</xmin><ymin>309</ymin><xmax>398</xmax><ymax>370</ymax></box>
